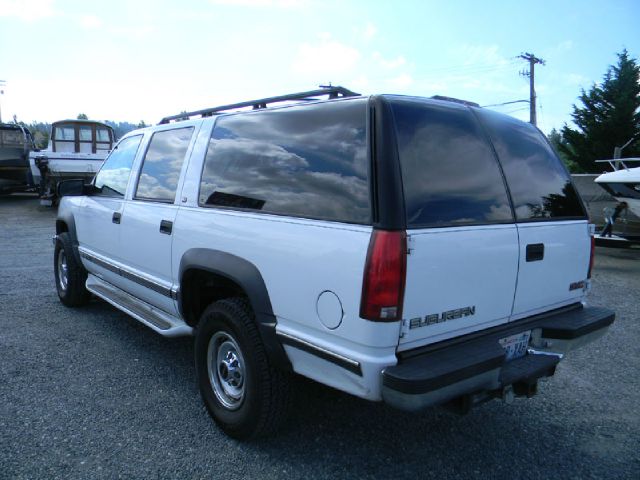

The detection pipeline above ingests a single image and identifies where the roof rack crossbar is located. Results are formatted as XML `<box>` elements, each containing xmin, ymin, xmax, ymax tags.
<box><xmin>159</xmin><ymin>86</ymin><xmax>360</xmax><ymax>124</ymax></box>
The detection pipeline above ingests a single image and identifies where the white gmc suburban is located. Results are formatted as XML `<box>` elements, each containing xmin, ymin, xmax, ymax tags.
<box><xmin>53</xmin><ymin>87</ymin><xmax>615</xmax><ymax>439</ymax></box>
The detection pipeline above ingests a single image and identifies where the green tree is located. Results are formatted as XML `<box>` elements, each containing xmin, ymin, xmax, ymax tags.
<box><xmin>548</xmin><ymin>128</ymin><xmax>578</xmax><ymax>172</ymax></box>
<box><xmin>77</xmin><ymin>113</ymin><xmax>88</xmax><ymax>120</ymax></box>
<box><xmin>560</xmin><ymin>49</ymin><xmax>640</xmax><ymax>173</ymax></box>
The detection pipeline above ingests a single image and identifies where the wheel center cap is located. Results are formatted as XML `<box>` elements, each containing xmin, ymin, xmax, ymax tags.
<box><xmin>220</xmin><ymin>351</ymin><xmax>242</xmax><ymax>387</ymax></box>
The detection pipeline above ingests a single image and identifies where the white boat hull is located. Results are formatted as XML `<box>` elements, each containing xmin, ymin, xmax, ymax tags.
<box><xmin>29</xmin><ymin>151</ymin><xmax>106</xmax><ymax>184</ymax></box>
<box><xmin>595</xmin><ymin>166</ymin><xmax>640</xmax><ymax>218</ymax></box>
<box><xmin>610</xmin><ymin>197</ymin><xmax>640</xmax><ymax>218</ymax></box>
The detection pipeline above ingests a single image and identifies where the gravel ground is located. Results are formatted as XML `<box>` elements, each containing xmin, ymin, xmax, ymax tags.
<box><xmin>1</xmin><ymin>194</ymin><xmax>639</xmax><ymax>480</ymax></box>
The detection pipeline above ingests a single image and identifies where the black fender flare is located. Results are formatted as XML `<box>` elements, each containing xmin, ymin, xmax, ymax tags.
<box><xmin>55</xmin><ymin>210</ymin><xmax>82</xmax><ymax>265</ymax></box>
<box><xmin>178</xmin><ymin>248</ymin><xmax>291</xmax><ymax>371</ymax></box>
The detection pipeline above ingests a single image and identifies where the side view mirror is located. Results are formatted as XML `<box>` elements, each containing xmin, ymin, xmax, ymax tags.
<box><xmin>57</xmin><ymin>179</ymin><xmax>98</xmax><ymax>197</ymax></box>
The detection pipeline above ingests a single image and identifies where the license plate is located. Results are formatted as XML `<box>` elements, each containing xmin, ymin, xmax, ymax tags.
<box><xmin>499</xmin><ymin>331</ymin><xmax>531</xmax><ymax>361</ymax></box>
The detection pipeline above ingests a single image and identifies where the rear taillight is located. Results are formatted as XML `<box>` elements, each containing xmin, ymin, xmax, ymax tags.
<box><xmin>588</xmin><ymin>234</ymin><xmax>595</xmax><ymax>279</ymax></box>
<box><xmin>360</xmin><ymin>230</ymin><xmax>407</xmax><ymax>321</ymax></box>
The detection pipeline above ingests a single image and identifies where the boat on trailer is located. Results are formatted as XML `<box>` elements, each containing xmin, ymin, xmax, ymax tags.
<box><xmin>29</xmin><ymin>119</ymin><xmax>115</xmax><ymax>205</ymax></box>
<box><xmin>0</xmin><ymin>123</ymin><xmax>35</xmax><ymax>194</ymax></box>
<box><xmin>595</xmin><ymin>158</ymin><xmax>640</xmax><ymax>218</ymax></box>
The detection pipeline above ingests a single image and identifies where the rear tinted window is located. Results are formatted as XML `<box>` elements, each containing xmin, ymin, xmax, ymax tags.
<box><xmin>199</xmin><ymin>99</ymin><xmax>370</xmax><ymax>224</ymax></box>
<box><xmin>390</xmin><ymin>98</ymin><xmax>513</xmax><ymax>228</ymax></box>
<box><xmin>1</xmin><ymin>129</ymin><xmax>24</xmax><ymax>146</ymax></box>
<box><xmin>476</xmin><ymin>109</ymin><xmax>585</xmax><ymax>221</ymax></box>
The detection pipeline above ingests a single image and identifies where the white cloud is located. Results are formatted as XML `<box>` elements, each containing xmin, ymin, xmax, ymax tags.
<box><xmin>292</xmin><ymin>38</ymin><xmax>360</xmax><ymax>76</ymax></box>
<box><xmin>109</xmin><ymin>24</ymin><xmax>155</xmax><ymax>39</ymax></box>
<box><xmin>556</xmin><ymin>40</ymin><xmax>573</xmax><ymax>52</ymax></box>
<box><xmin>388</xmin><ymin>74</ymin><xmax>413</xmax><ymax>89</ymax></box>
<box><xmin>373</xmin><ymin>52</ymin><xmax>406</xmax><ymax>69</ymax></box>
<box><xmin>456</xmin><ymin>44</ymin><xmax>511</xmax><ymax>67</ymax></box>
<box><xmin>403</xmin><ymin>44</ymin><xmax>525</xmax><ymax>102</ymax></box>
<box><xmin>564</xmin><ymin>73</ymin><xmax>590</xmax><ymax>86</ymax></box>
<box><xmin>460</xmin><ymin>78</ymin><xmax>511</xmax><ymax>94</ymax></box>
<box><xmin>548</xmin><ymin>40</ymin><xmax>574</xmax><ymax>56</ymax></box>
<box><xmin>420</xmin><ymin>80</ymin><xmax>448</xmax><ymax>93</ymax></box>
<box><xmin>0</xmin><ymin>0</ymin><xmax>54</xmax><ymax>21</ymax></box>
<box><xmin>350</xmin><ymin>75</ymin><xmax>370</xmax><ymax>92</ymax></box>
<box><xmin>363</xmin><ymin>22</ymin><xmax>377</xmax><ymax>41</ymax></box>
<box><xmin>79</xmin><ymin>14</ymin><xmax>103</xmax><ymax>30</ymax></box>
<box><xmin>210</xmin><ymin>0</ymin><xmax>308</xmax><ymax>7</ymax></box>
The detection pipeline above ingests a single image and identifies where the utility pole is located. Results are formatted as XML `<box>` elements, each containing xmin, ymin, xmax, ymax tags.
<box><xmin>0</xmin><ymin>80</ymin><xmax>5</xmax><ymax>124</ymax></box>
<box><xmin>518</xmin><ymin>53</ymin><xmax>545</xmax><ymax>126</ymax></box>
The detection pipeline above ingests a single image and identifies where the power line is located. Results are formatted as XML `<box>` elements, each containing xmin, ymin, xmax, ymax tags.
<box><xmin>505</xmin><ymin>107</ymin><xmax>530</xmax><ymax>115</ymax></box>
<box><xmin>408</xmin><ymin>59</ymin><xmax>520</xmax><ymax>76</ymax></box>
<box><xmin>538</xmin><ymin>102</ymin><xmax>546</xmax><ymax>130</ymax></box>
<box><xmin>482</xmin><ymin>99</ymin><xmax>529</xmax><ymax>108</ymax></box>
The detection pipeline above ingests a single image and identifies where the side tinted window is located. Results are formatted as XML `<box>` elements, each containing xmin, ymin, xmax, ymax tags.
<box><xmin>391</xmin><ymin>98</ymin><xmax>513</xmax><ymax>228</ymax></box>
<box><xmin>476</xmin><ymin>109</ymin><xmax>585</xmax><ymax>221</ymax></box>
<box><xmin>199</xmin><ymin>99</ymin><xmax>370</xmax><ymax>224</ymax></box>
<box><xmin>135</xmin><ymin>127</ymin><xmax>194</xmax><ymax>203</ymax></box>
<box><xmin>94</xmin><ymin>135</ymin><xmax>142</xmax><ymax>197</ymax></box>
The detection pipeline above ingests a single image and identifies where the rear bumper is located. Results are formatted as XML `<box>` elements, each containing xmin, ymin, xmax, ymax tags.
<box><xmin>382</xmin><ymin>305</ymin><xmax>614</xmax><ymax>412</ymax></box>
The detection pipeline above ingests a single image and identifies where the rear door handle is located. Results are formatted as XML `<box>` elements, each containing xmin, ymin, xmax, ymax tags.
<box><xmin>526</xmin><ymin>243</ymin><xmax>544</xmax><ymax>262</ymax></box>
<box><xmin>112</xmin><ymin>212</ymin><xmax>121</xmax><ymax>224</ymax></box>
<box><xmin>159</xmin><ymin>220</ymin><xmax>173</xmax><ymax>235</ymax></box>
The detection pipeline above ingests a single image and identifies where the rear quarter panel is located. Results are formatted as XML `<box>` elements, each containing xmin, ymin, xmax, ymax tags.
<box><xmin>172</xmin><ymin>208</ymin><xmax>401</xmax><ymax>351</ymax></box>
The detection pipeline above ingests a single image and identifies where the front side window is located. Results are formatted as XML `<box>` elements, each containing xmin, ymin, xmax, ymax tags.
<box><xmin>79</xmin><ymin>126</ymin><xmax>92</xmax><ymax>142</ymax></box>
<box><xmin>476</xmin><ymin>108</ymin><xmax>586</xmax><ymax>221</ymax></box>
<box><xmin>391</xmin><ymin>97</ymin><xmax>514</xmax><ymax>228</ymax></box>
<box><xmin>54</xmin><ymin>125</ymin><xmax>75</xmax><ymax>141</ymax></box>
<box><xmin>97</xmin><ymin>127</ymin><xmax>111</xmax><ymax>143</ymax></box>
<box><xmin>199</xmin><ymin>99</ymin><xmax>370</xmax><ymax>224</ymax></box>
<box><xmin>94</xmin><ymin>135</ymin><xmax>142</xmax><ymax>197</ymax></box>
<box><xmin>135</xmin><ymin>127</ymin><xmax>194</xmax><ymax>202</ymax></box>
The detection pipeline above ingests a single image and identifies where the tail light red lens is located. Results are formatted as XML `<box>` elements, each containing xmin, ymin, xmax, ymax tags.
<box><xmin>588</xmin><ymin>234</ymin><xmax>595</xmax><ymax>279</ymax></box>
<box><xmin>360</xmin><ymin>230</ymin><xmax>407</xmax><ymax>321</ymax></box>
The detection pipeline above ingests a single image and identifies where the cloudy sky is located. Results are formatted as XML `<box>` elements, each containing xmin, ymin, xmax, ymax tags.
<box><xmin>0</xmin><ymin>0</ymin><xmax>638</xmax><ymax>133</ymax></box>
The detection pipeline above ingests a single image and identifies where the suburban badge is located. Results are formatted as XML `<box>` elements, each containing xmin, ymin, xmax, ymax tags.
<box><xmin>409</xmin><ymin>306</ymin><xmax>476</xmax><ymax>329</ymax></box>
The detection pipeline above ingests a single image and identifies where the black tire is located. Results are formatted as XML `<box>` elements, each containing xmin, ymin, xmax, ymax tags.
<box><xmin>195</xmin><ymin>297</ymin><xmax>291</xmax><ymax>439</ymax></box>
<box><xmin>54</xmin><ymin>232</ymin><xmax>90</xmax><ymax>307</ymax></box>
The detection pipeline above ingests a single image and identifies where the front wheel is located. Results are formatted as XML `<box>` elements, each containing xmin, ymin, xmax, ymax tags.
<box><xmin>195</xmin><ymin>298</ymin><xmax>291</xmax><ymax>439</ymax></box>
<box><xmin>54</xmin><ymin>232</ymin><xmax>90</xmax><ymax>307</ymax></box>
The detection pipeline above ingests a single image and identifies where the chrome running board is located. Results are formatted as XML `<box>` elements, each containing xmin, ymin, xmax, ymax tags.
<box><xmin>86</xmin><ymin>274</ymin><xmax>193</xmax><ymax>337</ymax></box>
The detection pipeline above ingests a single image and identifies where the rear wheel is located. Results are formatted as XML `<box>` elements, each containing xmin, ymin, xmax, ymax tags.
<box><xmin>195</xmin><ymin>297</ymin><xmax>290</xmax><ymax>439</ymax></box>
<box><xmin>54</xmin><ymin>232</ymin><xmax>90</xmax><ymax>307</ymax></box>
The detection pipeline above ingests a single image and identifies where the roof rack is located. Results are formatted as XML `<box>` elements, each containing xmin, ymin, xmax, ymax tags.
<box><xmin>158</xmin><ymin>86</ymin><xmax>360</xmax><ymax>124</ymax></box>
<box><xmin>430</xmin><ymin>95</ymin><xmax>480</xmax><ymax>108</ymax></box>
